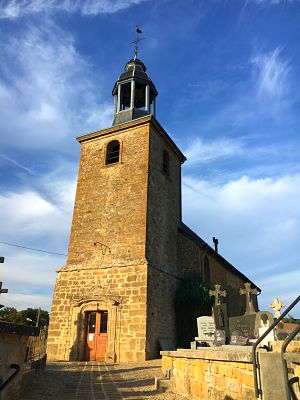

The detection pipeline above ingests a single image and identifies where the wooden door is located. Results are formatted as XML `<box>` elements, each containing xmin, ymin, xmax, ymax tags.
<box><xmin>85</xmin><ymin>311</ymin><xmax>108</xmax><ymax>361</ymax></box>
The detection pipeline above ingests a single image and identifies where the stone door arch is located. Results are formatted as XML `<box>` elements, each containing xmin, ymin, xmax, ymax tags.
<box><xmin>68</xmin><ymin>296</ymin><xmax>120</xmax><ymax>362</ymax></box>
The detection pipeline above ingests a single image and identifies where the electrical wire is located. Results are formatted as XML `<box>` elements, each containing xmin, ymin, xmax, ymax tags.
<box><xmin>0</xmin><ymin>241</ymin><xmax>67</xmax><ymax>256</ymax></box>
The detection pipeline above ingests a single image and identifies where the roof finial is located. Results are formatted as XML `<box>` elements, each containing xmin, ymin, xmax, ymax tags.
<box><xmin>132</xmin><ymin>25</ymin><xmax>144</xmax><ymax>59</ymax></box>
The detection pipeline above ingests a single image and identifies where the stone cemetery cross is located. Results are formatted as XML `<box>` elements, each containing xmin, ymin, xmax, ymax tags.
<box><xmin>209</xmin><ymin>284</ymin><xmax>227</xmax><ymax>307</ymax></box>
<box><xmin>239</xmin><ymin>282</ymin><xmax>258</xmax><ymax>315</ymax></box>
<box><xmin>270</xmin><ymin>297</ymin><xmax>285</xmax><ymax>318</ymax></box>
<box><xmin>0</xmin><ymin>281</ymin><xmax>8</xmax><ymax>294</ymax></box>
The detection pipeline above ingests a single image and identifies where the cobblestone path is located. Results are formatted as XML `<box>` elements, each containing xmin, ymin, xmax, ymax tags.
<box><xmin>21</xmin><ymin>360</ymin><xmax>185</xmax><ymax>400</ymax></box>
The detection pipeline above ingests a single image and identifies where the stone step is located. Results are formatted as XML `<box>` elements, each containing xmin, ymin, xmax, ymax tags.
<box><xmin>154</xmin><ymin>377</ymin><xmax>171</xmax><ymax>392</ymax></box>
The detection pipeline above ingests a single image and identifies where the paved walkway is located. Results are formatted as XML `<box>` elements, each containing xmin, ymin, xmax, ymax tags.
<box><xmin>21</xmin><ymin>360</ymin><xmax>185</xmax><ymax>400</ymax></box>
<box><xmin>64</xmin><ymin>362</ymin><xmax>123</xmax><ymax>400</ymax></box>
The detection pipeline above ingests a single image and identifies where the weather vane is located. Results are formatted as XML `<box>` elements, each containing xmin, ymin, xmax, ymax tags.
<box><xmin>132</xmin><ymin>25</ymin><xmax>145</xmax><ymax>59</ymax></box>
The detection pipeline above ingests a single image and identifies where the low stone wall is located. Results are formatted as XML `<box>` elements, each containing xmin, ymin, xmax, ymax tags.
<box><xmin>0</xmin><ymin>321</ymin><xmax>39</xmax><ymax>400</ymax></box>
<box><xmin>161</xmin><ymin>348</ymin><xmax>256</xmax><ymax>400</ymax></box>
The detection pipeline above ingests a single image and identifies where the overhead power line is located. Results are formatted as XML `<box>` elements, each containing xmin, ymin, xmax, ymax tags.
<box><xmin>0</xmin><ymin>241</ymin><xmax>67</xmax><ymax>256</ymax></box>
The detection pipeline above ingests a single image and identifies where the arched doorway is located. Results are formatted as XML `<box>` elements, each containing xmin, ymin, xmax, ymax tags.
<box><xmin>68</xmin><ymin>296</ymin><xmax>121</xmax><ymax>363</ymax></box>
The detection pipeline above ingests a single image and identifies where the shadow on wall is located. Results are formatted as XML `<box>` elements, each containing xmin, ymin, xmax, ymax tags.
<box><xmin>68</xmin><ymin>313</ymin><xmax>85</xmax><ymax>361</ymax></box>
<box><xmin>175</xmin><ymin>273</ymin><xmax>211</xmax><ymax>348</ymax></box>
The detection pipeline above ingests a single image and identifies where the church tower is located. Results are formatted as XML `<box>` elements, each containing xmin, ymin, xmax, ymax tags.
<box><xmin>47</xmin><ymin>53</ymin><xmax>186</xmax><ymax>363</ymax></box>
<box><xmin>47</xmin><ymin>43</ymin><xmax>259</xmax><ymax>363</ymax></box>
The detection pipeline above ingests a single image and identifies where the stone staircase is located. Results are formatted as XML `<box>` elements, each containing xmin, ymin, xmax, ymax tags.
<box><xmin>155</xmin><ymin>368</ymin><xmax>173</xmax><ymax>393</ymax></box>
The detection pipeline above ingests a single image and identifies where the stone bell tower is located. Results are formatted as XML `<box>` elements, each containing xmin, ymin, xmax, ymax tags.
<box><xmin>47</xmin><ymin>51</ymin><xmax>186</xmax><ymax>363</ymax></box>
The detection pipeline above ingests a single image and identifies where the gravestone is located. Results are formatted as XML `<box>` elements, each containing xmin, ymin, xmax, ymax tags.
<box><xmin>229</xmin><ymin>283</ymin><xmax>275</xmax><ymax>343</ymax></box>
<box><xmin>230</xmin><ymin>329</ymin><xmax>249</xmax><ymax>346</ymax></box>
<box><xmin>195</xmin><ymin>315</ymin><xmax>216</xmax><ymax>345</ymax></box>
<box><xmin>209</xmin><ymin>284</ymin><xmax>226</xmax><ymax>307</ymax></box>
<box><xmin>229</xmin><ymin>311</ymin><xmax>274</xmax><ymax>340</ymax></box>
<box><xmin>239</xmin><ymin>282</ymin><xmax>258</xmax><ymax>315</ymax></box>
<box><xmin>209</xmin><ymin>284</ymin><xmax>229</xmax><ymax>341</ymax></box>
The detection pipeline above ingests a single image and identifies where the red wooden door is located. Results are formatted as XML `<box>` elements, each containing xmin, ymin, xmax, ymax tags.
<box><xmin>85</xmin><ymin>311</ymin><xmax>108</xmax><ymax>361</ymax></box>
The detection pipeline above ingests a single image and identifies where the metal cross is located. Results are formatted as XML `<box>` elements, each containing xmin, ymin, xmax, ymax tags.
<box><xmin>270</xmin><ymin>297</ymin><xmax>285</xmax><ymax>318</ymax></box>
<box><xmin>239</xmin><ymin>282</ymin><xmax>258</xmax><ymax>315</ymax></box>
<box><xmin>209</xmin><ymin>284</ymin><xmax>227</xmax><ymax>307</ymax></box>
<box><xmin>213</xmin><ymin>237</ymin><xmax>219</xmax><ymax>253</ymax></box>
<box><xmin>131</xmin><ymin>25</ymin><xmax>145</xmax><ymax>59</ymax></box>
<box><xmin>0</xmin><ymin>281</ymin><xmax>8</xmax><ymax>294</ymax></box>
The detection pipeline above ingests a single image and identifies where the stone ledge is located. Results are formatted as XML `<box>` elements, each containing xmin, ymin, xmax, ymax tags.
<box><xmin>161</xmin><ymin>346</ymin><xmax>254</xmax><ymax>362</ymax></box>
<box><xmin>284</xmin><ymin>352</ymin><xmax>300</xmax><ymax>363</ymax></box>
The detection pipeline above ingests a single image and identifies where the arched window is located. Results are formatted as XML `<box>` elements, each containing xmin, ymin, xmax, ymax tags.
<box><xmin>162</xmin><ymin>150</ymin><xmax>169</xmax><ymax>176</ymax></box>
<box><xmin>106</xmin><ymin>140</ymin><xmax>120</xmax><ymax>165</ymax></box>
<box><xmin>203</xmin><ymin>256</ymin><xmax>210</xmax><ymax>284</ymax></box>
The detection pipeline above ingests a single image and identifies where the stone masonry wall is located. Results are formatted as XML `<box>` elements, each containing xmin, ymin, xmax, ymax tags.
<box><xmin>48</xmin><ymin>119</ymin><xmax>153</xmax><ymax>363</ymax></box>
<box><xmin>146</xmin><ymin>266</ymin><xmax>179</xmax><ymax>359</ymax></box>
<box><xmin>161</xmin><ymin>349</ymin><xmax>255</xmax><ymax>400</ymax></box>
<box><xmin>47</xmin><ymin>263</ymin><xmax>147</xmax><ymax>363</ymax></box>
<box><xmin>177</xmin><ymin>231</ymin><xmax>254</xmax><ymax>317</ymax></box>
<box><xmin>146</xmin><ymin>124</ymin><xmax>182</xmax><ymax>271</ymax></box>
<box><xmin>67</xmin><ymin>121</ymin><xmax>150</xmax><ymax>267</ymax></box>
<box><xmin>144</xmin><ymin>123</ymin><xmax>183</xmax><ymax>358</ymax></box>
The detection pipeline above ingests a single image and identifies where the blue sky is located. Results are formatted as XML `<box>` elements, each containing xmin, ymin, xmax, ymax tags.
<box><xmin>0</xmin><ymin>0</ymin><xmax>299</xmax><ymax>316</ymax></box>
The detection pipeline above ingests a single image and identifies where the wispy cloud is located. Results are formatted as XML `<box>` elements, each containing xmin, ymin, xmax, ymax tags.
<box><xmin>0</xmin><ymin>0</ymin><xmax>149</xmax><ymax>18</ymax></box>
<box><xmin>0</xmin><ymin>178</ymin><xmax>76</xmax><ymax>240</ymax></box>
<box><xmin>0</xmin><ymin>22</ymin><xmax>112</xmax><ymax>152</ymax></box>
<box><xmin>0</xmin><ymin>152</ymin><xmax>34</xmax><ymax>174</ymax></box>
<box><xmin>251</xmin><ymin>47</ymin><xmax>291</xmax><ymax>99</ymax></box>
<box><xmin>184</xmin><ymin>137</ymin><xmax>244</xmax><ymax>165</ymax></box>
<box><xmin>182</xmin><ymin>173</ymin><xmax>300</xmax><ymax>312</ymax></box>
<box><xmin>0</xmin><ymin>175</ymin><xmax>76</xmax><ymax>310</ymax></box>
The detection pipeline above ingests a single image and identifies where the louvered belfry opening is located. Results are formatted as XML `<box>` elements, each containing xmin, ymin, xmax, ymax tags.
<box><xmin>112</xmin><ymin>57</ymin><xmax>158</xmax><ymax>126</ymax></box>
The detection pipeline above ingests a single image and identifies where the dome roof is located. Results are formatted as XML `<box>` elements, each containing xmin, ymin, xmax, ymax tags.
<box><xmin>125</xmin><ymin>58</ymin><xmax>146</xmax><ymax>72</ymax></box>
<box><xmin>112</xmin><ymin>57</ymin><xmax>157</xmax><ymax>96</ymax></box>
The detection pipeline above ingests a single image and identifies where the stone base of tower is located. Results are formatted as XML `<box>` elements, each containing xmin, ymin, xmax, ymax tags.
<box><xmin>47</xmin><ymin>262</ymin><xmax>178</xmax><ymax>363</ymax></box>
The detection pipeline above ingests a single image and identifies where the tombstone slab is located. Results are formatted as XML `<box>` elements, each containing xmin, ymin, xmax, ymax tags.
<box><xmin>229</xmin><ymin>311</ymin><xmax>274</xmax><ymax>339</ymax></box>
<box><xmin>213</xmin><ymin>303</ymin><xmax>229</xmax><ymax>341</ymax></box>
<box><xmin>195</xmin><ymin>316</ymin><xmax>216</xmax><ymax>345</ymax></box>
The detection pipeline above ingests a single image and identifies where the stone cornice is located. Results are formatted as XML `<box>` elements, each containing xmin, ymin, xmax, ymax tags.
<box><xmin>76</xmin><ymin>115</ymin><xmax>186</xmax><ymax>163</ymax></box>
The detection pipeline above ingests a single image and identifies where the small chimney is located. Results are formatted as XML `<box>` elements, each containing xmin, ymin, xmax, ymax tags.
<box><xmin>213</xmin><ymin>237</ymin><xmax>219</xmax><ymax>253</ymax></box>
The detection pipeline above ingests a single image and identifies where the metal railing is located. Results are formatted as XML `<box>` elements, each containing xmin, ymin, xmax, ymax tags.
<box><xmin>252</xmin><ymin>294</ymin><xmax>300</xmax><ymax>398</ymax></box>
<box><xmin>0</xmin><ymin>364</ymin><xmax>20</xmax><ymax>393</ymax></box>
<box><xmin>281</xmin><ymin>323</ymin><xmax>300</xmax><ymax>400</ymax></box>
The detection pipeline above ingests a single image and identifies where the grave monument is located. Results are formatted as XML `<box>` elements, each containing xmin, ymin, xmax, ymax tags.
<box><xmin>229</xmin><ymin>282</ymin><xmax>275</xmax><ymax>347</ymax></box>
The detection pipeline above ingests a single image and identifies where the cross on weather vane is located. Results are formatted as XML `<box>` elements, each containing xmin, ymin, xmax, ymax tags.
<box><xmin>132</xmin><ymin>25</ymin><xmax>145</xmax><ymax>59</ymax></box>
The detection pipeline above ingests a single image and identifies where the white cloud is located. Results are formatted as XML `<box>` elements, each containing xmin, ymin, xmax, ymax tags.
<box><xmin>0</xmin><ymin>177</ymin><xmax>76</xmax><ymax>240</ymax></box>
<box><xmin>182</xmin><ymin>173</ymin><xmax>300</xmax><ymax>313</ymax></box>
<box><xmin>251</xmin><ymin>47</ymin><xmax>290</xmax><ymax>99</ymax></box>
<box><xmin>0</xmin><ymin>23</ymin><xmax>112</xmax><ymax>152</ymax></box>
<box><xmin>0</xmin><ymin>0</ymin><xmax>149</xmax><ymax>18</ymax></box>
<box><xmin>2</xmin><ymin>292</ymin><xmax>55</xmax><ymax>310</ymax></box>
<box><xmin>0</xmin><ymin>177</ymin><xmax>75</xmax><ymax>310</ymax></box>
<box><xmin>184</xmin><ymin>137</ymin><xmax>244</xmax><ymax>165</ymax></box>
